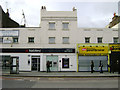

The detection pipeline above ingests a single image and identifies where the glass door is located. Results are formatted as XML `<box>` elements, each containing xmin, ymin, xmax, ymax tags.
<box><xmin>31</xmin><ymin>56</ymin><xmax>40</xmax><ymax>71</ymax></box>
<box><xmin>46</xmin><ymin>55</ymin><xmax>58</xmax><ymax>71</ymax></box>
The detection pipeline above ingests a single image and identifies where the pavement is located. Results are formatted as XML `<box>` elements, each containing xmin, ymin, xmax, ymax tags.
<box><xmin>1</xmin><ymin>70</ymin><xmax>120</xmax><ymax>77</ymax></box>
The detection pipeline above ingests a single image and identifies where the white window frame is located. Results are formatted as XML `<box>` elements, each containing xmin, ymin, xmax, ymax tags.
<box><xmin>85</xmin><ymin>37</ymin><xmax>90</xmax><ymax>43</ymax></box>
<box><xmin>97</xmin><ymin>37</ymin><xmax>102</xmax><ymax>43</ymax></box>
<box><xmin>113</xmin><ymin>37</ymin><xmax>119</xmax><ymax>43</ymax></box>
<box><xmin>13</xmin><ymin>37</ymin><xmax>18</xmax><ymax>43</ymax></box>
<box><xmin>49</xmin><ymin>21</ymin><xmax>55</xmax><ymax>30</ymax></box>
<box><xmin>49</xmin><ymin>37</ymin><xmax>55</xmax><ymax>44</ymax></box>
<box><xmin>62</xmin><ymin>22</ymin><xmax>69</xmax><ymax>30</ymax></box>
<box><xmin>0</xmin><ymin>37</ymin><xmax>3</xmax><ymax>43</ymax></box>
<box><xmin>63</xmin><ymin>37</ymin><xmax>69</xmax><ymax>44</ymax></box>
<box><xmin>28</xmin><ymin>37</ymin><xmax>34</xmax><ymax>43</ymax></box>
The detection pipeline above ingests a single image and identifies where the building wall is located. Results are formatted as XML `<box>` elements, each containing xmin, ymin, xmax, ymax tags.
<box><xmin>1</xmin><ymin>53</ymin><xmax>76</xmax><ymax>71</ymax></box>
<box><xmin>0</xmin><ymin>6</ymin><xmax>2</xmax><ymax>27</ymax></box>
<box><xmin>0</xmin><ymin>27</ymin><xmax>118</xmax><ymax>47</ymax></box>
<box><xmin>119</xmin><ymin>24</ymin><xmax>120</xmax><ymax>43</ymax></box>
<box><xmin>0</xmin><ymin>7</ymin><xmax>119</xmax><ymax>72</ymax></box>
<box><xmin>0</xmin><ymin>28</ymin><xmax>118</xmax><ymax>48</ymax></box>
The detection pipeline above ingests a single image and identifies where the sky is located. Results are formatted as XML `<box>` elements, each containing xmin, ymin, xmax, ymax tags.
<box><xmin>0</xmin><ymin>0</ymin><xmax>120</xmax><ymax>28</ymax></box>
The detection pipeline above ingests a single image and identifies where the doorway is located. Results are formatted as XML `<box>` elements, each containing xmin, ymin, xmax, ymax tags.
<box><xmin>31</xmin><ymin>56</ymin><xmax>40</xmax><ymax>71</ymax></box>
<box><xmin>46</xmin><ymin>55</ymin><xmax>58</xmax><ymax>71</ymax></box>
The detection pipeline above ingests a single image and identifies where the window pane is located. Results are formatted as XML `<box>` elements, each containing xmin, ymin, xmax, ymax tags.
<box><xmin>62</xmin><ymin>58</ymin><xmax>69</xmax><ymax>68</ymax></box>
<box><xmin>49</xmin><ymin>37</ymin><xmax>55</xmax><ymax>44</ymax></box>
<box><xmin>0</xmin><ymin>37</ymin><xmax>3</xmax><ymax>43</ymax></box>
<box><xmin>85</xmin><ymin>37</ymin><xmax>90</xmax><ymax>43</ymax></box>
<box><xmin>49</xmin><ymin>23</ymin><xmax>55</xmax><ymax>29</ymax></box>
<box><xmin>63</xmin><ymin>37</ymin><xmax>69</xmax><ymax>44</ymax></box>
<box><xmin>28</xmin><ymin>37</ymin><xmax>34</xmax><ymax>43</ymax></box>
<box><xmin>13</xmin><ymin>37</ymin><xmax>18</xmax><ymax>43</ymax></box>
<box><xmin>63</xmin><ymin>23</ymin><xmax>69</xmax><ymax>29</ymax></box>
<box><xmin>113</xmin><ymin>37</ymin><xmax>118</xmax><ymax>43</ymax></box>
<box><xmin>98</xmin><ymin>37</ymin><xmax>102</xmax><ymax>43</ymax></box>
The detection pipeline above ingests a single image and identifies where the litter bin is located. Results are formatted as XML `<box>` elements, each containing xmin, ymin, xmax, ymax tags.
<box><xmin>10</xmin><ymin>57</ymin><xmax>19</xmax><ymax>74</ymax></box>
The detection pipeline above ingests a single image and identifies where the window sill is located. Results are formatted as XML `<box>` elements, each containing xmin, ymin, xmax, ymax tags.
<box><xmin>49</xmin><ymin>43</ymin><xmax>56</xmax><ymax>44</ymax></box>
<box><xmin>28</xmin><ymin>42</ymin><xmax>34</xmax><ymax>44</ymax></box>
<box><xmin>62</xmin><ymin>29</ymin><xmax>69</xmax><ymax>31</ymax></box>
<box><xmin>63</xmin><ymin>43</ymin><xmax>69</xmax><ymax>44</ymax></box>
<box><xmin>13</xmin><ymin>42</ymin><xmax>19</xmax><ymax>44</ymax></box>
<box><xmin>85</xmin><ymin>42</ymin><xmax>90</xmax><ymax>43</ymax></box>
<box><xmin>48</xmin><ymin>29</ymin><xmax>56</xmax><ymax>30</ymax></box>
<box><xmin>98</xmin><ymin>42</ymin><xmax>102</xmax><ymax>43</ymax></box>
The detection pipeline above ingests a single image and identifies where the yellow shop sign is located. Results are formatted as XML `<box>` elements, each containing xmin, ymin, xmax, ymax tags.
<box><xmin>109</xmin><ymin>44</ymin><xmax>120</xmax><ymax>52</ymax></box>
<box><xmin>79</xmin><ymin>46</ymin><xmax>108</xmax><ymax>55</ymax></box>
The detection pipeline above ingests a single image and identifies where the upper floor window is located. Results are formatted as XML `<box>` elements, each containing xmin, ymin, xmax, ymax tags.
<box><xmin>49</xmin><ymin>37</ymin><xmax>55</xmax><ymax>44</ymax></box>
<box><xmin>28</xmin><ymin>37</ymin><xmax>34</xmax><ymax>43</ymax></box>
<box><xmin>62</xmin><ymin>22</ymin><xmax>69</xmax><ymax>30</ymax></box>
<box><xmin>13</xmin><ymin>37</ymin><xmax>18</xmax><ymax>43</ymax></box>
<box><xmin>0</xmin><ymin>37</ymin><xmax>3</xmax><ymax>43</ymax></box>
<box><xmin>49</xmin><ymin>22</ymin><xmax>55</xmax><ymax>30</ymax></box>
<box><xmin>63</xmin><ymin>37</ymin><xmax>69</xmax><ymax>44</ymax></box>
<box><xmin>85</xmin><ymin>37</ymin><xmax>90</xmax><ymax>43</ymax></box>
<box><xmin>97</xmin><ymin>37</ymin><xmax>102</xmax><ymax>43</ymax></box>
<box><xmin>113</xmin><ymin>37</ymin><xmax>118</xmax><ymax>43</ymax></box>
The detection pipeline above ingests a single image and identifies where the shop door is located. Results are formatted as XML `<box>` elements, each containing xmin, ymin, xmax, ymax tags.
<box><xmin>31</xmin><ymin>56</ymin><xmax>40</xmax><ymax>71</ymax></box>
<box><xmin>110</xmin><ymin>52</ymin><xmax>120</xmax><ymax>72</ymax></box>
<box><xmin>46</xmin><ymin>55</ymin><xmax>58</xmax><ymax>71</ymax></box>
<box><xmin>10</xmin><ymin>57</ymin><xmax>19</xmax><ymax>74</ymax></box>
<box><xmin>78</xmin><ymin>56</ymin><xmax>108</xmax><ymax>71</ymax></box>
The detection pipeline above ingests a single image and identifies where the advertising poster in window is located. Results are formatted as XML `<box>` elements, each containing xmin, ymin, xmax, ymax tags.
<box><xmin>62</xmin><ymin>58</ymin><xmax>69</xmax><ymax>68</ymax></box>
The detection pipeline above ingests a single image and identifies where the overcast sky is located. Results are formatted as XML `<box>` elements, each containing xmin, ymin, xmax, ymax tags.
<box><xmin>0</xmin><ymin>0</ymin><xmax>120</xmax><ymax>28</ymax></box>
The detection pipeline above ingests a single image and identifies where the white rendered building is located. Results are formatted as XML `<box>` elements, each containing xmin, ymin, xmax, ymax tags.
<box><xmin>0</xmin><ymin>7</ymin><xmax>118</xmax><ymax>72</ymax></box>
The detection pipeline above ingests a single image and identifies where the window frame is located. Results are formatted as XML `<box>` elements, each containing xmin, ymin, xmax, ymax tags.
<box><xmin>13</xmin><ymin>37</ymin><xmax>18</xmax><ymax>43</ymax></box>
<box><xmin>49</xmin><ymin>37</ymin><xmax>55</xmax><ymax>44</ymax></box>
<box><xmin>85</xmin><ymin>37</ymin><xmax>90</xmax><ymax>43</ymax></box>
<box><xmin>49</xmin><ymin>22</ymin><xmax>55</xmax><ymax>30</ymax></box>
<box><xmin>113</xmin><ymin>37</ymin><xmax>119</xmax><ymax>43</ymax></box>
<box><xmin>0</xmin><ymin>37</ymin><xmax>3</xmax><ymax>43</ymax></box>
<box><xmin>62</xmin><ymin>58</ymin><xmax>69</xmax><ymax>68</ymax></box>
<box><xmin>97</xmin><ymin>37</ymin><xmax>103</xmax><ymax>43</ymax></box>
<box><xmin>62</xmin><ymin>22</ymin><xmax>69</xmax><ymax>30</ymax></box>
<box><xmin>62</xmin><ymin>37</ymin><xmax>69</xmax><ymax>44</ymax></box>
<box><xmin>28</xmin><ymin>37</ymin><xmax>34</xmax><ymax>43</ymax></box>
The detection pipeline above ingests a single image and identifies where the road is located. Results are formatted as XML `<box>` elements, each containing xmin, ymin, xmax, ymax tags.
<box><xmin>1</xmin><ymin>76</ymin><xmax>119</xmax><ymax>88</ymax></box>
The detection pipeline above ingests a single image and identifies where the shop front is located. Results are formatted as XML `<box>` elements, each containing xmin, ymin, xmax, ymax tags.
<box><xmin>109</xmin><ymin>43</ymin><xmax>120</xmax><ymax>73</ymax></box>
<box><xmin>77</xmin><ymin>43</ymin><xmax>109</xmax><ymax>72</ymax></box>
<box><xmin>1</xmin><ymin>48</ymin><xmax>76</xmax><ymax>72</ymax></box>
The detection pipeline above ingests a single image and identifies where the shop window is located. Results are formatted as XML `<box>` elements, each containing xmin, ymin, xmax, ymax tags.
<box><xmin>49</xmin><ymin>22</ymin><xmax>55</xmax><ymax>30</ymax></box>
<box><xmin>85</xmin><ymin>37</ymin><xmax>90</xmax><ymax>43</ymax></box>
<box><xmin>97</xmin><ymin>37</ymin><xmax>102</xmax><ymax>43</ymax></box>
<box><xmin>113</xmin><ymin>37</ymin><xmax>118</xmax><ymax>43</ymax></box>
<box><xmin>49</xmin><ymin>37</ymin><xmax>55</xmax><ymax>44</ymax></box>
<box><xmin>28</xmin><ymin>37</ymin><xmax>34</xmax><ymax>43</ymax></box>
<box><xmin>63</xmin><ymin>37</ymin><xmax>69</xmax><ymax>44</ymax></box>
<box><xmin>62</xmin><ymin>58</ymin><xmax>69</xmax><ymax>68</ymax></box>
<box><xmin>49</xmin><ymin>61</ymin><xmax>52</xmax><ymax>67</ymax></box>
<box><xmin>13</xmin><ymin>37</ymin><xmax>18</xmax><ymax>43</ymax></box>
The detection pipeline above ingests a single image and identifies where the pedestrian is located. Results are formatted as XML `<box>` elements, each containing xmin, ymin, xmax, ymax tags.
<box><xmin>91</xmin><ymin>60</ymin><xmax>94</xmax><ymax>73</ymax></box>
<box><xmin>99</xmin><ymin>60</ymin><xmax>103</xmax><ymax>73</ymax></box>
<box><xmin>46</xmin><ymin>61</ymin><xmax>50</xmax><ymax>72</ymax></box>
